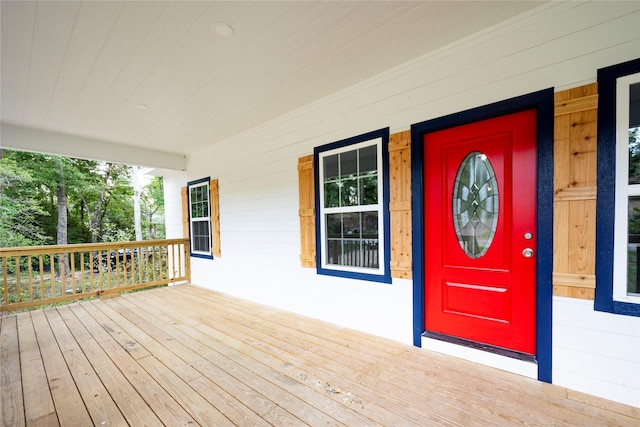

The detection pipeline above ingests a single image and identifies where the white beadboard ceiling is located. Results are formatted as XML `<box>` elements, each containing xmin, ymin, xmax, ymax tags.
<box><xmin>1</xmin><ymin>1</ymin><xmax>547</xmax><ymax>159</ymax></box>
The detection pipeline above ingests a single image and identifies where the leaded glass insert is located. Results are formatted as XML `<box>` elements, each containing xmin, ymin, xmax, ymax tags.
<box><xmin>452</xmin><ymin>151</ymin><xmax>499</xmax><ymax>258</ymax></box>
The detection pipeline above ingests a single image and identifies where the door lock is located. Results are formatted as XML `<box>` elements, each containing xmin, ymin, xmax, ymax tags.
<box><xmin>522</xmin><ymin>248</ymin><xmax>534</xmax><ymax>258</ymax></box>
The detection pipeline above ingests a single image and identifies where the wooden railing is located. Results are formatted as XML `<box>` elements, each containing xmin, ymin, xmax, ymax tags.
<box><xmin>0</xmin><ymin>238</ymin><xmax>190</xmax><ymax>312</ymax></box>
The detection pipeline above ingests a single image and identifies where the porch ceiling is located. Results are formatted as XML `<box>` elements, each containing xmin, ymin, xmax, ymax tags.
<box><xmin>1</xmin><ymin>1</ymin><xmax>547</xmax><ymax>165</ymax></box>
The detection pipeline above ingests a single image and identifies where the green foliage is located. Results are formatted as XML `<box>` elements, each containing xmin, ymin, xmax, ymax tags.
<box><xmin>0</xmin><ymin>151</ymin><xmax>52</xmax><ymax>247</ymax></box>
<box><xmin>142</xmin><ymin>176</ymin><xmax>166</xmax><ymax>239</ymax></box>
<box><xmin>1</xmin><ymin>149</ymin><xmax>165</xmax><ymax>247</ymax></box>
<box><xmin>629</xmin><ymin>128</ymin><xmax>640</xmax><ymax>183</ymax></box>
<box><xmin>629</xmin><ymin>207</ymin><xmax>640</xmax><ymax>234</ymax></box>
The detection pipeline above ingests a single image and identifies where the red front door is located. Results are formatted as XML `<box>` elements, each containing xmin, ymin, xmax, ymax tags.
<box><xmin>424</xmin><ymin>109</ymin><xmax>537</xmax><ymax>354</ymax></box>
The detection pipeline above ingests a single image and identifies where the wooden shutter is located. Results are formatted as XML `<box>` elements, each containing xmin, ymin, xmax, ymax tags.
<box><xmin>553</xmin><ymin>83</ymin><xmax>598</xmax><ymax>299</ymax></box>
<box><xmin>181</xmin><ymin>187</ymin><xmax>189</xmax><ymax>238</ymax></box>
<box><xmin>210</xmin><ymin>179</ymin><xmax>221</xmax><ymax>257</ymax></box>
<box><xmin>298</xmin><ymin>155</ymin><xmax>316</xmax><ymax>268</ymax></box>
<box><xmin>389</xmin><ymin>131</ymin><xmax>412</xmax><ymax>279</ymax></box>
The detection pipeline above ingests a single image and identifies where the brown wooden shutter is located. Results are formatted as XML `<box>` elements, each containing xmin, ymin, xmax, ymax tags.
<box><xmin>553</xmin><ymin>83</ymin><xmax>598</xmax><ymax>300</ymax></box>
<box><xmin>181</xmin><ymin>187</ymin><xmax>189</xmax><ymax>238</ymax></box>
<box><xmin>298</xmin><ymin>155</ymin><xmax>316</xmax><ymax>268</ymax></box>
<box><xmin>389</xmin><ymin>131</ymin><xmax>412</xmax><ymax>279</ymax></box>
<box><xmin>210</xmin><ymin>179</ymin><xmax>221</xmax><ymax>257</ymax></box>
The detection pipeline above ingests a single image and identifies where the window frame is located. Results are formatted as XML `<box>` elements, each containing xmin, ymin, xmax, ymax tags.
<box><xmin>595</xmin><ymin>58</ymin><xmax>640</xmax><ymax>317</ymax></box>
<box><xmin>187</xmin><ymin>177</ymin><xmax>213</xmax><ymax>259</ymax></box>
<box><xmin>314</xmin><ymin>128</ymin><xmax>392</xmax><ymax>283</ymax></box>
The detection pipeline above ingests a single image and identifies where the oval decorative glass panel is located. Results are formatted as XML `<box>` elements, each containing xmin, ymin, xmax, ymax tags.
<box><xmin>452</xmin><ymin>151</ymin><xmax>499</xmax><ymax>258</ymax></box>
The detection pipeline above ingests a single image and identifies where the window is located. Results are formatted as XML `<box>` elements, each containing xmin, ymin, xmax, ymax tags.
<box><xmin>314</xmin><ymin>129</ymin><xmax>391</xmax><ymax>283</ymax></box>
<box><xmin>596</xmin><ymin>58</ymin><xmax>640</xmax><ymax>316</ymax></box>
<box><xmin>188</xmin><ymin>177</ymin><xmax>213</xmax><ymax>259</ymax></box>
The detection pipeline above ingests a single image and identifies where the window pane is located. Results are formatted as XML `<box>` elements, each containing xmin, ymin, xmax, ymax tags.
<box><xmin>629</xmin><ymin>127</ymin><xmax>640</xmax><ymax>184</ymax></box>
<box><xmin>628</xmin><ymin>196</ymin><xmax>640</xmax><ymax>295</ymax></box>
<box><xmin>360</xmin><ymin>173</ymin><xmax>378</xmax><ymax>205</ymax></box>
<box><xmin>192</xmin><ymin>220</ymin><xmax>210</xmax><ymax>252</ymax></box>
<box><xmin>340</xmin><ymin>150</ymin><xmax>357</xmax><ymax>178</ymax></box>
<box><xmin>340</xmin><ymin>178</ymin><xmax>359</xmax><ymax>207</ymax></box>
<box><xmin>325</xmin><ymin>212</ymin><xmax>378</xmax><ymax>268</ymax></box>
<box><xmin>324</xmin><ymin>181</ymin><xmax>340</xmax><ymax>208</ymax></box>
<box><xmin>190</xmin><ymin>186</ymin><xmax>209</xmax><ymax>219</ymax></box>
<box><xmin>324</xmin><ymin>154</ymin><xmax>339</xmax><ymax>180</ymax></box>
<box><xmin>630</xmin><ymin>82</ymin><xmax>640</xmax><ymax>128</ymax></box>
<box><xmin>359</xmin><ymin>145</ymin><xmax>377</xmax><ymax>175</ymax></box>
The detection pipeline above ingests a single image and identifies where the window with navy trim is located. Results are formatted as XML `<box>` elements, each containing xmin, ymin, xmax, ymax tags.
<box><xmin>314</xmin><ymin>128</ymin><xmax>392</xmax><ymax>283</ymax></box>
<box><xmin>188</xmin><ymin>177</ymin><xmax>213</xmax><ymax>259</ymax></box>
<box><xmin>596</xmin><ymin>58</ymin><xmax>640</xmax><ymax>317</ymax></box>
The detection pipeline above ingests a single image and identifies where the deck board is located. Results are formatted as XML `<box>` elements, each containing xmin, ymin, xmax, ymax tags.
<box><xmin>16</xmin><ymin>313</ymin><xmax>56</xmax><ymax>426</ymax></box>
<box><xmin>1</xmin><ymin>317</ymin><xmax>25</xmax><ymax>427</ymax></box>
<box><xmin>2</xmin><ymin>284</ymin><xmax>639</xmax><ymax>427</ymax></box>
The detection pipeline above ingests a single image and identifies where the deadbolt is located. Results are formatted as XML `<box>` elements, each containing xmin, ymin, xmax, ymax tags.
<box><xmin>524</xmin><ymin>232</ymin><xmax>533</xmax><ymax>240</ymax></box>
<box><xmin>522</xmin><ymin>248</ymin><xmax>534</xmax><ymax>258</ymax></box>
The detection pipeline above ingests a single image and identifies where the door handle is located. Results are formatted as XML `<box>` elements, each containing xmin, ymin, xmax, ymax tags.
<box><xmin>522</xmin><ymin>248</ymin><xmax>534</xmax><ymax>258</ymax></box>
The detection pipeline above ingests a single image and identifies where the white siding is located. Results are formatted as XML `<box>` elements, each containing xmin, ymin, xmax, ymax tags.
<box><xmin>553</xmin><ymin>297</ymin><xmax>640</xmax><ymax>408</ymax></box>
<box><xmin>173</xmin><ymin>1</ymin><xmax>640</xmax><ymax>407</ymax></box>
<box><xmin>162</xmin><ymin>170</ymin><xmax>188</xmax><ymax>239</ymax></box>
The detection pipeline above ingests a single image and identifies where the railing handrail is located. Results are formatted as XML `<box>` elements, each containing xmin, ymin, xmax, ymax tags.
<box><xmin>1</xmin><ymin>238</ymin><xmax>191</xmax><ymax>312</ymax></box>
<box><xmin>0</xmin><ymin>238</ymin><xmax>189</xmax><ymax>257</ymax></box>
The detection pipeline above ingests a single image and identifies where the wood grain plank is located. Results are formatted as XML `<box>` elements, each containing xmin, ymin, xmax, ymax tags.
<box><xmin>114</xmin><ymin>294</ymin><xmax>353</xmax><ymax>427</ymax></box>
<box><xmin>178</xmin><ymin>306</ymin><xmax>461</xmax><ymax>426</ymax></box>
<box><xmin>129</xmin><ymin>300</ymin><xmax>392</xmax><ymax>427</ymax></box>
<box><xmin>389</xmin><ymin>130</ymin><xmax>412</xmax><ymax>279</ymax></box>
<box><xmin>554</xmin><ymin>186</ymin><xmax>597</xmax><ymax>201</ymax></box>
<box><xmin>554</xmin><ymin>83</ymin><xmax>599</xmax><ymax>301</ymax></box>
<box><xmin>1</xmin><ymin>316</ymin><xmax>26</xmax><ymax>427</ymax></box>
<box><xmin>78</xmin><ymin>301</ymin><xmax>198</xmax><ymax>426</ymax></box>
<box><xmin>57</xmin><ymin>305</ymin><xmax>164</xmax><ymax>427</ymax></box>
<box><xmin>568</xmin><ymin>199</ymin><xmax>596</xmax><ymax>275</ymax></box>
<box><xmin>210</xmin><ymin>179</ymin><xmax>222</xmax><ymax>257</ymax></box>
<box><xmin>554</xmin><ymin>200</ymin><xmax>570</xmax><ymax>275</ymax></box>
<box><xmin>152</xmin><ymin>287</ymin><xmax>523</xmax><ymax>426</ymax></box>
<box><xmin>16</xmin><ymin>313</ymin><xmax>57</xmax><ymax>426</ymax></box>
<box><xmin>43</xmin><ymin>308</ymin><xmax>129</xmax><ymax>427</ymax></box>
<box><xmin>568</xmin><ymin>110</ymin><xmax>597</xmax><ymax>188</ymax></box>
<box><xmin>298</xmin><ymin>154</ymin><xmax>316</xmax><ymax>268</ymax></box>
<box><xmin>177</xmin><ymin>286</ymin><xmax>636</xmax><ymax>426</ymax></box>
<box><xmin>137</xmin><ymin>356</ymin><xmax>236</xmax><ymax>427</ymax></box>
<box><xmin>102</xmin><ymin>298</ymin><xmax>279</xmax><ymax>424</ymax></box>
<box><xmin>553</xmin><ymin>272</ymin><xmax>596</xmax><ymax>288</ymax></box>
<box><xmin>29</xmin><ymin>310</ymin><xmax>93</xmax><ymax>427</ymax></box>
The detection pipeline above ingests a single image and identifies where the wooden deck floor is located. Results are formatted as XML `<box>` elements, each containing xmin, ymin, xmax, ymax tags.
<box><xmin>2</xmin><ymin>285</ymin><xmax>639</xmax><ymax>426</ymax></box>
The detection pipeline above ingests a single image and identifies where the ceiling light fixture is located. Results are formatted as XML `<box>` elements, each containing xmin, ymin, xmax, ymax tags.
<box><xmin>212</xmin><ymin>22</ymin><xmax>234</xmax><ymax>38</ymax></box>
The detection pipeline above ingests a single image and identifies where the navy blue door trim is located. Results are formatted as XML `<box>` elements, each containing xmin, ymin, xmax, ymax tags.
<box><xmin>410</xmin><ymin>89</ymin><xmax>554</xmax><ymax>383</ymax></box>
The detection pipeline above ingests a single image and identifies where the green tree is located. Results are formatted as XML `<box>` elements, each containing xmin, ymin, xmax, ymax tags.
<box><xmin>77</xmin><ymin>162</ymin><xmax>133</xmax><ymax>243</ymax></box>
<box><xmin>0</xmin><ymin>150</ymin><xmax>51</xmax><ymax>247</ymax></box>
<box><xmin>141</xmin><ymin>176</ymin><xmax>165</xmax><ymax>239</ymax></box>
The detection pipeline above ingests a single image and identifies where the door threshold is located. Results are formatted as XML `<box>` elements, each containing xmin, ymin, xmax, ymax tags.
<box><xmin>423</xmin><ymin>331</ymin><xmax>536</xmax><ymax>362</ymax></box>
<box><xmin>421</xmin><ymin>332</ymin><xmax>538</xmax><ymax>379</ymax></box>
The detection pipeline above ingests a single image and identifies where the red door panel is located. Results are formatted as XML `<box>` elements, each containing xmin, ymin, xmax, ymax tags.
<box><xmin>424</xmin><ymin>109</ymin><xmax>536</xmax><ymax>354</ymax></box>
